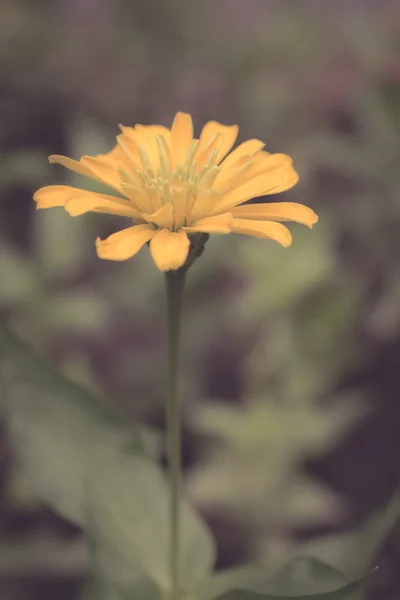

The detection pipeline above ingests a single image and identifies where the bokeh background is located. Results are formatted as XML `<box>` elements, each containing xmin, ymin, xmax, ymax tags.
<box><xmin>1</xmin><ymin>1</ymin><xmax>400</xmax><ymax>599</ymax></box>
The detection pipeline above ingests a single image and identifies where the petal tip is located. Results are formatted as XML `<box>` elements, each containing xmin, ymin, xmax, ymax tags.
<box><xmin>307</xmin><ymin>211</ymin><xmax>319</xmax><ymax>228</ymax></box>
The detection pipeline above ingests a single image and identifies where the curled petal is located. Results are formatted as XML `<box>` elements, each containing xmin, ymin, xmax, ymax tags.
<box><xmin>49</xmin><ymin>155</ymin><xmax>93</xmax><ymax>178</ymax></box>
<box><xmin>34</xmin><ymin>185</ymin><xmax>138</xmax><ymax>217</ymax></box>
<box><xmin>96</xmin><ymin>225</ymin><xmax>155</xmax><ymax>261</ymax></box>
<box><xmin>150</xmin><ymin>229</ymin><xmax>190</xmax><ymax>271</ymax></box>
<box><xmin>232</xmin><ymin>202</ymin><xmax>318</xmax><ymax>228</ymax></box>
<box><xmin>231</xmin><ymin>218</ymin><xmax>292</xmax><ymax>247</ymax></box>
<box><xmin>34</xmin><ymin>185</ymin><xmax>69</xmax><ymax>208</ymax></box>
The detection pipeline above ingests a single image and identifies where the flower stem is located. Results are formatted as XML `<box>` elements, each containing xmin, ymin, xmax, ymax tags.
<box><xmin>165</xmin><ymin>267</ymin><xmax>186</xmax><ymax>600</ymax></box>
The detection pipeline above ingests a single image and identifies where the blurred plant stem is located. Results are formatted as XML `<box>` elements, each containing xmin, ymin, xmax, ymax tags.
<box><xmin>165</xmin><ymin>268</ymin><xmax>186</xmax><ymax>600</ymax></box>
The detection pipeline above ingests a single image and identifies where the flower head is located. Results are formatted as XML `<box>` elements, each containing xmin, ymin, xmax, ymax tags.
<box><xmin>34</xmin><ymin>112</ymin><xmax>318</xmax><ymax>271</ymax></box>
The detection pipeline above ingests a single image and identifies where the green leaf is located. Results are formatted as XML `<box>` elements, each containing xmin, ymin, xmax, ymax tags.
<box><xmin>258</xmin><ymin>557</ymin><xmax>353</xmax><ymax>596</ymax></box>
<box><xmin>0</xmin><ymin>326</ymin><xmax>149</xmax><ymax>525</ymax></box>
<box><xmin>86</xmin><ymin>452</ymin><xmax>216</xmax><ymax>595</ymax></box>
<box><xmin>196</xmin><ymin>565</ymin><xmax>274</xmax><ymax>600</ymax></box>
<box><xmin>212</xmin><ymin>557</ymin><xmax>374</xmax><ymax>600</ymax></box>
<box><xmin>78</xmin><ymin>573</ymin><xmax>161</xmax><ymax>600</ymax></box>
<box><xmin>0</xmin><ymin>327</ymin><xmax>216</xmax><ymax>597</ymax></box>
<box><xmin>299</xmin><ymin>490</ymin><xmax>400</xmax><ymax>575</ymax></box>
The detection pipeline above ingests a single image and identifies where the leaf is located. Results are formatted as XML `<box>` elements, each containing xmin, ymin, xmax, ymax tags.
<box><xmin>85</xmin><ymin>452</ymin><xmax>216</xmax><ymax>595</ymax></box>
<box><xmin>299</xmin><ymin>490</ymin><xmax>400</xmax><ymax>575</ymax></box>
<box><xmin>212</xmin><ymin>557</ymin><xmax>374</xmax><ymax>600</ymax></box>
<box><xmin>77</xmin><ymin>573</ymin><xmax>161</xmax><ymax>600</ymax></box>
<box><xmin>196</xmin><ymin>565</ymin><xmax>274</xmax><ymax>600</ymax></box>
<box><xmin>0</xmin><ymin>326</ymin><xmax>150</xmax><ymax>525</ymax></box>
<box><xmin>259</xmin><ymin>557</ymin><xmax>352</xmax><ymax>596</ymax></box>
<box><xmin>0</xmin><ymin>326</ymin><xmax>216</xmax><ymax>598</ymax></box>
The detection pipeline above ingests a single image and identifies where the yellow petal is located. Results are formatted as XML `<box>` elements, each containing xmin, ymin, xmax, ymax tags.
<box><xmin>34</xmin><ymin>185</ymin><xmax>68</xmax><ymax>208</ymax></box>
<box><xmin>195</xmin><ymin>133</ymin><xmax>223</xmax><ymax>171</ymax></box>
<box><xmin>98</xmin><ymin>143</ymin><xmax>133</xmax><ymax>171</ymax></box>
<box><xmin>232</xmin><ymin>202</ymin><xmax>318</xmax><ymax>228</ymax></box>
<box><xmin>150</xmin><ymin>229</ymin><xmax>190</xmax><ymax>271</ymax></box>
<box><xmin>214</xmin><ymin>157</ymin><xmax>253</xmax><ymax>190</ymax></box>
<box><xmin>212</xmin><ymin>158</ymin><xmax>299</xmax><ymax>214</ymax></box>
<box><xmin>170</xmin><ymin>112</ymin><xmax>193</xmax><ymax>169</ymax></box>
<box><xmin>240</xmin><ymin>152</ymin><xmax>292</xmax><ymax>181</ymax></box>
<box><xmin>117</xmin><ymin>134</ymin><xmax>142</xmax><ymax>166</ymax></box>
<box><xmin>231</xmin><ymin>218</ymin><xmax>292</xmax><ymax>247</ymax></box>
<box><xmin>49</xmin><ymin>148</ymin><xmax>132</xmax><ymax>184</ymax></box>
<box><xmin>80</xmin><ymin>156</ymin><xmax>124</xmax><ymax>193</ymax></box>
<box><xmin>196</xmin><ymin>121</ymin><xmax>239</xmax><ymax>164</ymax></box>
<box><xmin>49</xmin><ymin>155</ymin><xmax>92</xmax><ymax>177</ymax></box>
<box><xmin>218</xmin><ymin>152</ymin><xmax>289</xmax><ymax>192</ymax></box>
<box><xmin>135</xmin><ymin>124</ymin><xmax>171</xmax><ymax>143</ymax></box>
<box><xmin>65</xmin><ymin>194</ymin><xmax>138</xmax><ymax>218</ymax></box>
<box><xmin>34</xmin><ymin>185</ymin><xmax>138</xmax><ymax>217</ymax></box>
<box><xmin>96</xmin><ymin>224</ymin><xmax>155</xmax><ymax>261</ymax></box>
<box><xmin>215</xmin><ymin>142</ymin><xmax>267</xmax><ymax>189</ymax></box>
<box><xmin>143</xmin><ymin>203</ymin><xmax>174</xmax><ymax>228</ymax></box>
<box><xmin>184</xmin><ymin>213</ymin><xmax>232</xmax><ymax>234</ymax></box>
<box><xmin>134</xmin><ymin>125</ymin><xmax>171</xmax><ymax>173</ymax></box>
<box><xmin>189</xmin><ymin>189</ymin><xmax>225</xmax><ymax>221</ymax></box>
<box><xmin>219</xmin><ymin>139</ymin><xmax>265</xmax><ymax>170</ymax></box>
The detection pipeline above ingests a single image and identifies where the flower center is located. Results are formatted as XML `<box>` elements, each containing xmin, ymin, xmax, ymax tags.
<box><xmin>137</xmin><ymin>137</ymin><xmax>221</xmax><ymax>228</ymax></box>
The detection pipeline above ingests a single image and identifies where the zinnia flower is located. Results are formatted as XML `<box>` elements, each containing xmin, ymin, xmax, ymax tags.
<box><xmin>34</xmin><ymin>112</ymin><xmax>318</xmax><ymax>271</ymax></box>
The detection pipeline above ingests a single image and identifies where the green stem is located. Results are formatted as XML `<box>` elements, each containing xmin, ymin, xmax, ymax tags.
<box><xmin>165</xmin><ymin>267</ymin><xmax>186</xmax><ymax>600</ymax></box>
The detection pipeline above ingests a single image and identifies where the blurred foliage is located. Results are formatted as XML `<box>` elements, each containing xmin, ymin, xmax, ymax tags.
<box><xmin>0</xmin><ymin>0</ymin><xmax>400</xmax><ymax>599</ymax></box>
<box><xmin>0</xmin><ymin>328</ymin><xmax>393</xmax><ymax>600</ymax></box>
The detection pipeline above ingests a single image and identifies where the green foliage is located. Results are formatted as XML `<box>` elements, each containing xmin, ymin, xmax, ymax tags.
<box><xmin>0</xmin><ymin>326</ymin><xmax>149</xmax><ymax>525</ymax></box>
<box><xmin>188</xmin><ymin>396</ymin><xmax>358</xmax><ymax>543</ymax></box>
<box><xmin>0</xmin><ymin>324</ymin><xmax>397</xmax><ymax>600</ymax></box>
<box><xmin>0</xmin><ymin>327</ymin><xmax>215</xmax><ymax>599</ymax></box>
<box><xmin>197</xmin><ymin>559</ymin><xmax>374</xmax><ymax>600</ymax></box>
<box><xmin>188</xmin><ymin>227</ymin><xmax>364</xmax><ymax>553</ymax></box>
<box><xmin>299</xmin><ymin>491</ymin><xmax>400</xmax><ymax>577</ymax></box>
<box><xmin>86</xmin><ymin>454</ymin><xmax>215</xmax><ymax>594</ymax></box>
<box><xmin>211</xmin><ymin>558</ymin><xmax>373</xmax><ymax>600</ymax></box>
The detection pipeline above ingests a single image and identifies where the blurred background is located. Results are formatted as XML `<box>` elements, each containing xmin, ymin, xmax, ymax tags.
<box><xmin>1</xmin><ymin>0</ymin><xmax>400</xmax><ymax>599</ymax></box>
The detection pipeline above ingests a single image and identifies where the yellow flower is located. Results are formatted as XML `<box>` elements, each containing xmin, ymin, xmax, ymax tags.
<box><xmin>34</xmin><ymin>112</ymin><xmax>318</xmax><ymax>271</ymax></box>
